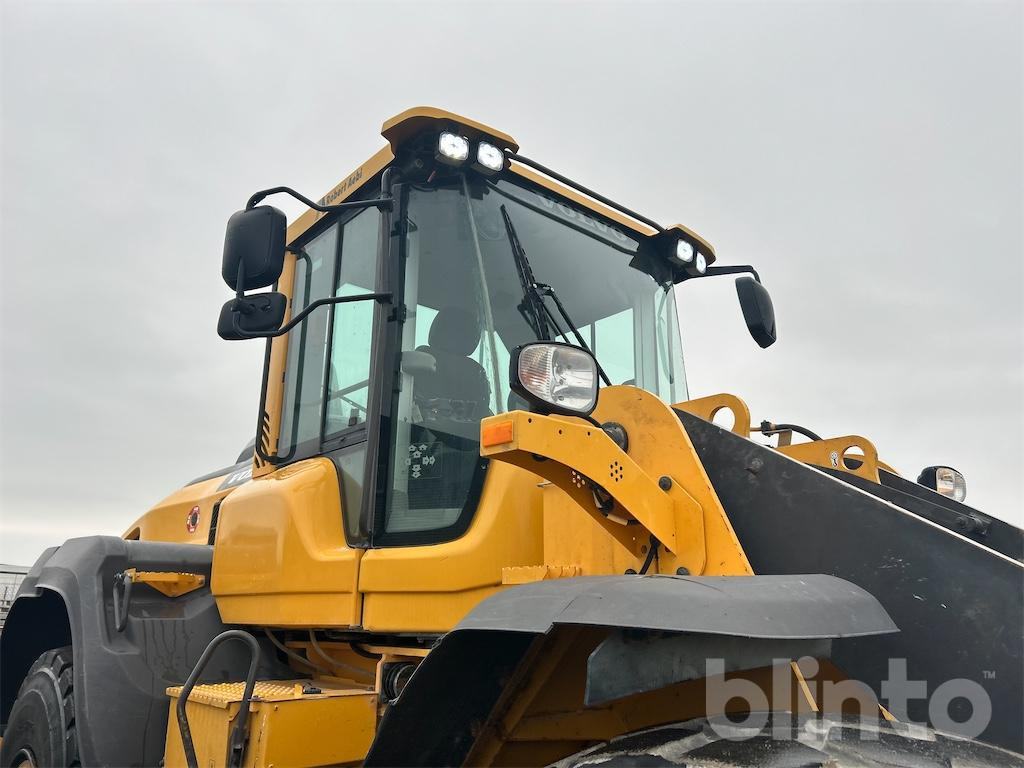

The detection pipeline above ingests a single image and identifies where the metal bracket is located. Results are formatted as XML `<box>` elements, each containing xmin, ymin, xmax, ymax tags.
<box><xmin>131</xmin><ymin>570</ymin><xmax>206</xmax><ymax>597</ymax></box>
<box><xmin>778</xmin><ymin>435</ymin><xmax>881</xmax><ymax>483</ymax></box>
<box><xmin>112</xmin><ymin>569</ymin><xmax>207</xmax><ymax>632</ymax></box>
<box><xmin>674</xmin><ymin>392</ymin><xmax>752</xmax><ymax>437</ymax></box>
<box><xmin>112</xmin><ymin>571</ymin><xmax>133</xmax><ymax>632</ymax></box>
<box><xmin>480</xmin><ymin>410</ymin><xmax>690</xmax><ymax>555</ymax></box>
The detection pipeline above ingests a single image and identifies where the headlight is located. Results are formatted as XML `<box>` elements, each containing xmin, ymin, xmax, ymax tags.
<box><xmin>436</xmin><ymin>132</ymin><xmax>470</xmax><ymax>165</ymax></box>
<box><xmin>474</xmin><ymin>141</ymin><xmax>505</xmax><ymax>174</ymax></box>
<box><xmin>511</xmin><ymin>342</ymin><xmax>599</xmax><ymax>416</ymax></box>
<box><xmin>917</xmin><ymin>465</ymin><xmax>967</xmax><ymax>503</ymax></box>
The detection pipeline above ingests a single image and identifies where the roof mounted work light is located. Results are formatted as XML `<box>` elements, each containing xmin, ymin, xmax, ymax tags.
<box><xmin>668</xmin><ymin>237</ymin><xmax>707</xmax><ymax>276</ymax></box>
<box><xmin>473</xmin><ymin>141</ymin><xmax>506</xmax><ymax>175</ymax></box>
<box><xmin>674</xmin><ymin>240</ymin><xmax>695</xmax><ymax>264</ymax></box>
<box><xmin>436</xmin><ymin>132</ymin><xmax>470</xmax><ymax>165</ymax></box>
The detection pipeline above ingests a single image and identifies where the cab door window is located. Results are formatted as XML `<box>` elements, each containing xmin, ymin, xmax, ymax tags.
<box><xmin>325</xmin><ymin>209</ymin><xmax>379</xmax><ymax>437</ymax></box>
<box><xmin>278</xmin><ymin>226</ymin><xmax>337</xmax><ymax>456</ymax></box>
<box><xmin>277</xmin><ymin>208</ymin><xmax>380</xmax><ymax>457</ymax></box>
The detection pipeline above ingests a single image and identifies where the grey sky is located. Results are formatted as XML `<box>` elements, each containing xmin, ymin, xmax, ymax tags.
<box><xmin>1</xmin><ymin>0</ymin><xmax>1020</xmax><ymax>564</ymax></box>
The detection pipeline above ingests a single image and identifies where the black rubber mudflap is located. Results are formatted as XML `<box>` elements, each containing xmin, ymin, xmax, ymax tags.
<box><xmin>676</xmin><ymin>410</ymin><xmax>1023</xmax><ymax>754</ymax></box>
<box><xmin>365</xmin><ymin>631</ymin><xmax>535</xmax><ymax>767</ymax></box>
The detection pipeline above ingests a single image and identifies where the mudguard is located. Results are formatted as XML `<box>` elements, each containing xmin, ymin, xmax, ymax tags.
<box><xmin>0</xmin><ymin>536</ymin><xmax>282</xmax><ymax>767</ymax></box>
<box><xmin>365</xmin><ymin>573</ymin><xmax>897</xmax><ymax>767</ymax></box>
<box><xmin>453</xmin><ymin>573</ymin><xmax>896</xmax><ymax>637</ymax></box>
<box><xmin>676</xmin><ymin>409</ymin><xmax>1024</xmax><ymax>754</ymax></box>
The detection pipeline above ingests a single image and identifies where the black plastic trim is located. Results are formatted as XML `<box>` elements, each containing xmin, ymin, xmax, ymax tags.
<box><xmin>0</xmin><ymin>537</ymin><xmax>290</xmax><ymax>767</ymax></box>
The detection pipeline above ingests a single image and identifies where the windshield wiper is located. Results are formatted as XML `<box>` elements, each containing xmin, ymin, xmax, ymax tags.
<box><xmin>499</xmin><ymin>205</ymin><xmax>611</xmax><ymax>386</ymax></box>
<box><xmin>533</xmin><ymin>282</ymin><xmax>611</xmax><ymax>386</ymax></box>
<box><xmin>500</xmin><ymin>205</ymin><xmax>550</xmax><ymax>341</ymax></box>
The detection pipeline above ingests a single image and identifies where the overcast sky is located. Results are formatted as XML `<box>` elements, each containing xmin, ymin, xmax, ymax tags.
<box><xmin>1</xmin><ymin>0</ymin><xmax>1020</xmax><ymax>564</ymax></box>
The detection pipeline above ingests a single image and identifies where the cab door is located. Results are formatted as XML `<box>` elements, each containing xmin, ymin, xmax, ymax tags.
<box><xmin>211</xmin><ymin>205</ymin><xmax>382</xmax><ymax>628</ymax></box>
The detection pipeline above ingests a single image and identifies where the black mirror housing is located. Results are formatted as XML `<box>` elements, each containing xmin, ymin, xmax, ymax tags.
<box><xmin>222</xmin><ymin>206</ymin><xmax>287</xmax><ymax>291</ymax></box>
<box><xmin>736</xmin><ymin>276</ymin><xmax>777</xmax><ymax>348</ymax></box>
<box><xmin>217</xmin><ymin>292</ymin><xmax>288</xmax><ymax>340</ymax></box>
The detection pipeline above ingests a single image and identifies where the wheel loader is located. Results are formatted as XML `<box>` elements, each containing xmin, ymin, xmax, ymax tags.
<box><xmin>1</xmin><ymin>107</ymin><xmax>1021</xmax><ymax>767</ymax></box>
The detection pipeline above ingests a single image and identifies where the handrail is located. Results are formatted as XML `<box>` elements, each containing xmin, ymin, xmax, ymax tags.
<box><xmin>175</xmin><ymin>630</ymin><xmax>261</xmax><ymax>768</ymax></box>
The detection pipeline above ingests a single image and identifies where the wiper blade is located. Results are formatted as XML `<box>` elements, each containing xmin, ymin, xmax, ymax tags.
<box><xmin>499</xmin><ymin>205</ymin><xmax>611</xmax><ymax>386</ymax></box>
<box><xmin>534</xmin><ymin>282</ymin><xmax>611</xmax><ymax>386</ymax></box>
<box><xmin>500</xmin><ymin>205</ymin><xmax>550</xmax><ymax>341</ymax></box>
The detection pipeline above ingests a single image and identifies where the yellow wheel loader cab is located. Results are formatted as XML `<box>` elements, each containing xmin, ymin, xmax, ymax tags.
<box><xmin>2</xmin><ymin>108</ymin><xmax>1022</xmax><ymax>768</ymax></box>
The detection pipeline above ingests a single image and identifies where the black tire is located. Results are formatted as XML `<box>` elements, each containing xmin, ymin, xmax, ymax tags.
<box><xmin>553</xmin><ymin>713</ymin><xmax>1024</xmax><ymax>768</ymax></box>
<box><xmin>0</xmin><ymin>647</ymin><xmax>79</xmax><ymax>768</ymax></box>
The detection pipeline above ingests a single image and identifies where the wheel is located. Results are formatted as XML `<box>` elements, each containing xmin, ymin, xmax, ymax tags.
<box><xmin>552</xmin><ymin>713</ymin><xmax>1024</xmax><ymax>768</ymax></box>
<box><xmin>0</xmin><ymin>647</ymin><xmax>79</xmax><ymax>767</ymax></box>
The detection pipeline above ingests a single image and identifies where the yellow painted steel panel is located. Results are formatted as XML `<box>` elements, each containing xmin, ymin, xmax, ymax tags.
<box><xmin>122</xmin><ymin>471</ymin><xmax>235</xmax><ymax>544</ymax></box>
<box><xmin>778</xmin><ymin>434</ymin><xmax>882</xmax><ymax>483</ymax></box>
<box><xmin>211</xmin><ymin>458</ymin><xmax>363</xmax><ymax>628</ymax></box>
<box><xmin>381</xmin><ymin>106</ymin><xmax>520</xmax><ymax>152</ymax></box>
<box><xmin>164</xmin><ymin>680</ymin><xmax>377</xmax><ymax>767</ymax></box>
<box><xmin>675</xmin><ymin>393</ymin><xmax>752</xmax><ymax>437</ymax></box>
<box><xmin>359</xmin><ymin>462</ymin><xmax>544</xmax><ymax>632</ymax></box>
<box><xmin>360</xmin><ymin>387</ymin><xmax>753</xmax><ymax>634</ymax></box>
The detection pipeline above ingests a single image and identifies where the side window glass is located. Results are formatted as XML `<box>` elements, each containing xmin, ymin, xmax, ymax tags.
<box><xmin>325</xmin><ymin>209</ymin><xmax>379</xmax><ymax>436</ymax></box>
<box><xmin>278</xmin><ymin>226</ymin><xmax>337</xmax><ymax>455</ymax></box>
<box><xmin>334</xmin><ymin>444</ymin><xmax>367</xmax><ymax>541</ymax></box>
<box><xmin>594</xmin><ymin>308</ymin><xmax>636</xmax><ymax>386</ymax></box>
<box><xmin>655</xmin><ymin>288</ymin><xmax>687</xmax><ymax>403</ymax></box>
<box><xmin>278</xmin><ymin>207</ymin><xmax>380</xmax><ymax>456</ymax></box>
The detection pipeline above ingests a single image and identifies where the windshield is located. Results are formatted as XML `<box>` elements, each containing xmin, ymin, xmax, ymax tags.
<box><xmin>380</xmin><ymin>174</ymin><xmax>687</xmax><ymax>543</ymax></box>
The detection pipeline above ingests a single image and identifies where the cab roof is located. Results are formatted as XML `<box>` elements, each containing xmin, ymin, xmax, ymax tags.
<box><xmin>286</xmin><ymin>106</ymin><xmax>715</xmax><ymax>263</ymax></box>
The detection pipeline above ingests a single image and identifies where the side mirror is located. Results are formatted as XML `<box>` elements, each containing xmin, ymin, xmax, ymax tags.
<box><xmin>217</xmin><ymin>292</ymin><xmax>288</xmax><ymax>340</ymax></box>
<box><xmin>736</xmin><ymin>276</ymin><xmax>777</xmax><ymax>348</ymax></box>
<box><xmin>222</xmin><ymin>206</ymin><xmax>287</xmax><ymax>291</ymax></box>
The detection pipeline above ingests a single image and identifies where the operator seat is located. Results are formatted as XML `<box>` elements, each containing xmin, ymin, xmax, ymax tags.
<box><xmin>414</xmin><ymin>307</ymin><xmax>491</xmax><ymax>425</ymax></box>
<box><xmin>399</xmin><ymin>307</ymin><xmax>490</xmax><ymax>521</ymax></box>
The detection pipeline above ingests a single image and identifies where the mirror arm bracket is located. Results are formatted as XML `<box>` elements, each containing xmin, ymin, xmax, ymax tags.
<box><xmin>235</xmin><ymin>258</ymin><xmax>247</xmax><ymax>301</ymax></box>
<box><xmin>230</xmin><ymin>292</ymin><xmax>393</xmax><ymax>340</ymax></box>
<box><xmin>699</xmin><ymin>264</ymin><xmax>762</xmax><ymax>283</ymax></box>
<box><xmin>246</xmin><ymin>186</ymin><xmax>393</xmax><ymax>214</ymax></box>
